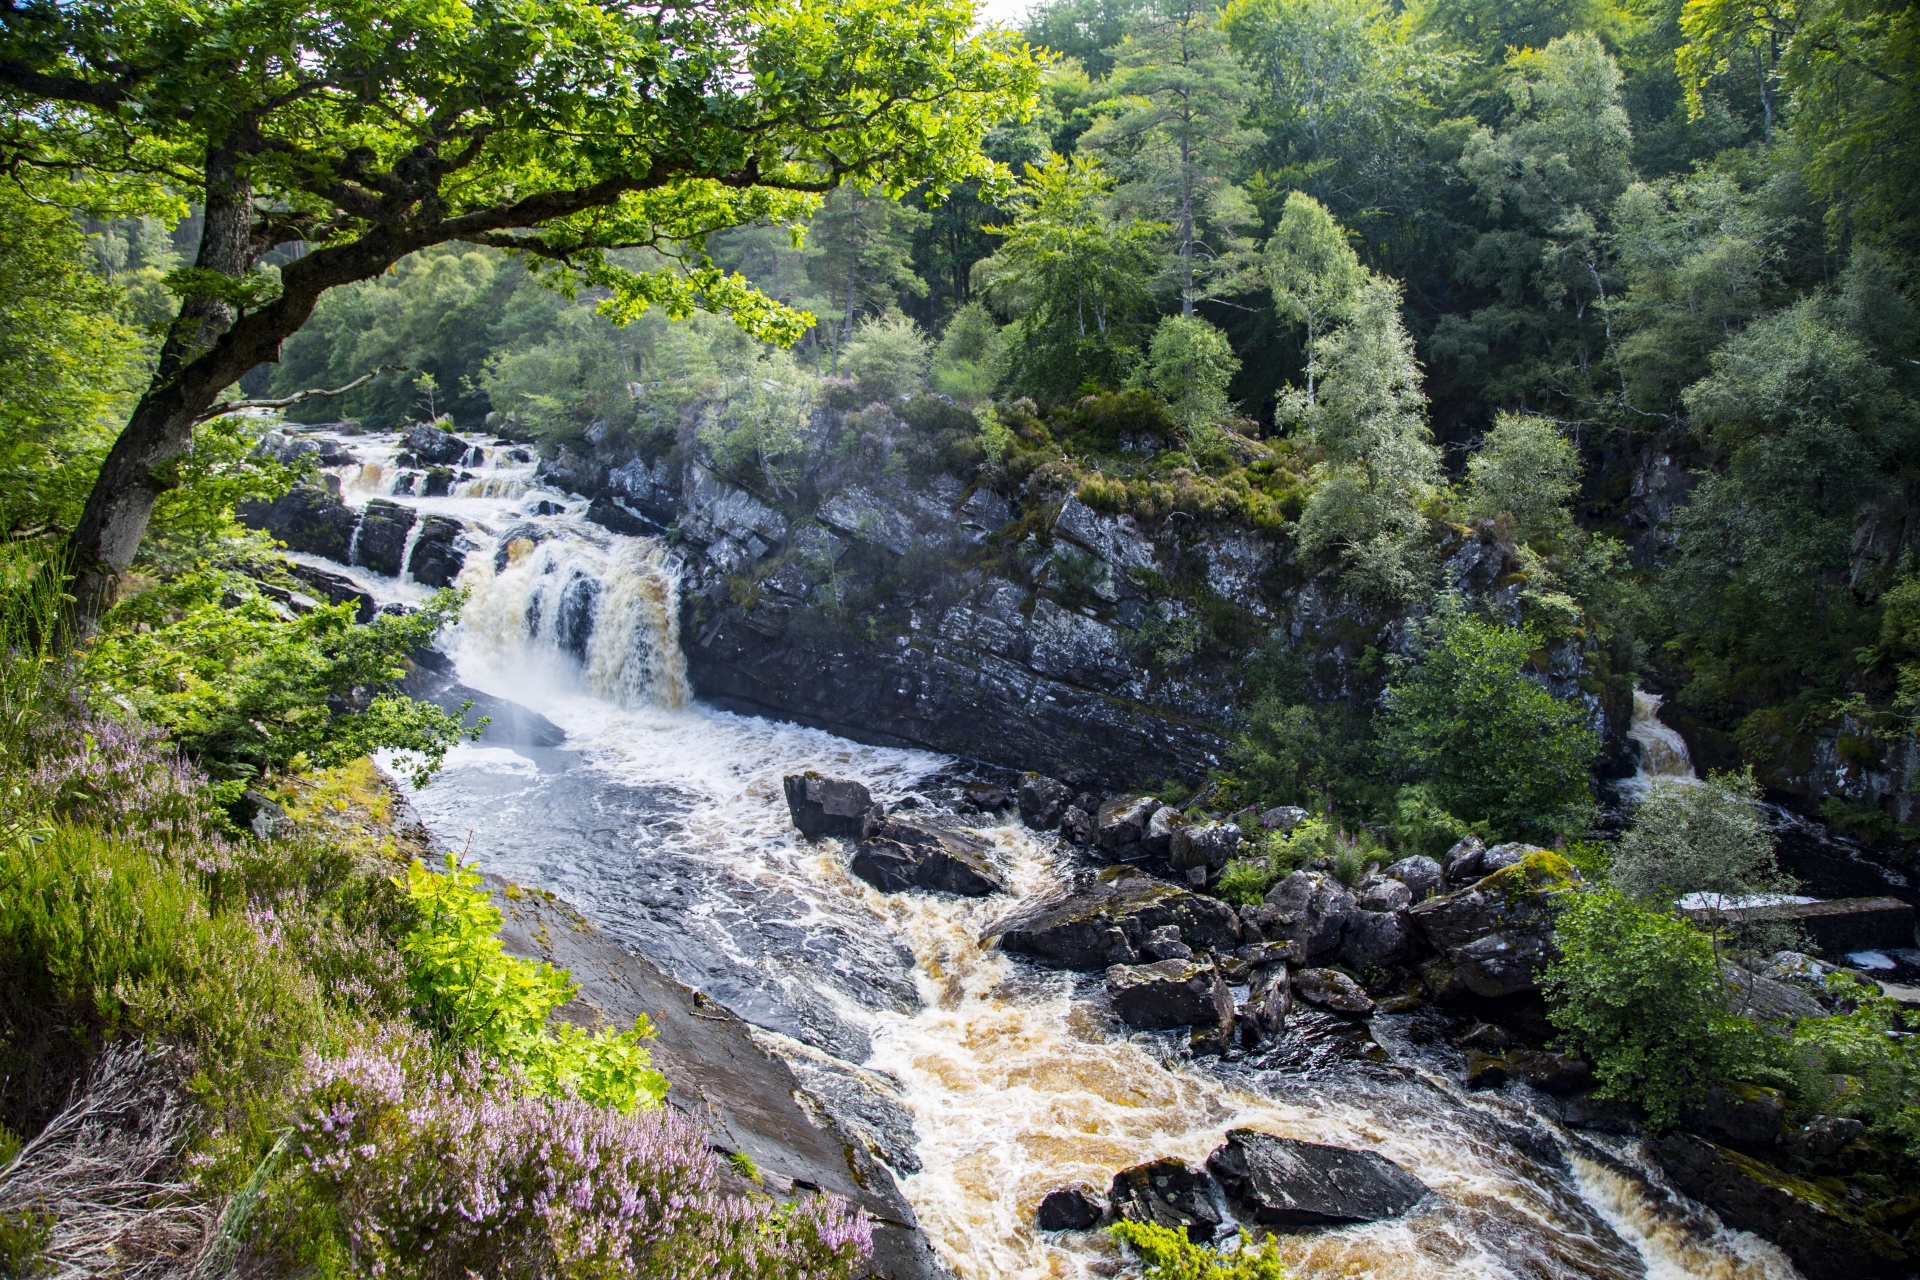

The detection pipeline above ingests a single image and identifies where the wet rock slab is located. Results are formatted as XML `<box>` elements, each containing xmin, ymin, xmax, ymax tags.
<box><xmin>1205</xmin><ymin>1129</ymin><xmax>1428</xmax><ymax>1227</ymax></box>
<box><xmin>1108</xmin><ymin>1158</ymin><xmax>1225</xmax><ymax>1241</ymax></box>
<box><xmin>783</xmin><ymin>773</ymin><xmax>883</xmax><ymax>841</ymax></box>
<box><xmin>1105</xmin><ymin>958</ymin><xmax>1233</xmax><ymax>1030</ymax></box>
<box><xmin>986</xmin><ymin>875</ymin><xmax>1241</xmax><ymax>968</ymax></box>
<box><xmin>851</xmin><ymin>815</ymin><xmax>1006</xmax><ymax>897</ymax></box>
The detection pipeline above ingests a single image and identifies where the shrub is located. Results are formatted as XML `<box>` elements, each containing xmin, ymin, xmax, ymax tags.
<box><xmin>1216</xmin><ymin>819</ymin><xmax>1348</xmax><ymax>904</ymax></box>
<box><xmin>1464</xmin><ymin>412</ymin><xmax>1581</xmax><ymax>545</ymax></box>
<box><xmin>1110</xmin><ymin>1219</ymin><xmax>1292</xmax><ymax>1279</ymax></box>
<box><xmin>1141</xmin><ymin>315</ymin><xmax>1239</xmax><ymax>432</ymax></box>
<box><xmin>1785</xmin><ymin>974</ymin><xmax>1920</xmax><ymax>1159</ymax></box>
<box><xmin>1542</xmin><ymin>889</ymin><xmax>1772</xmax><ymax>1127</ymax></box>
<box><xmin>1610</xmin><ymin>770</ymin><xmax>1790</xmax><ymax>907</ymax></box>
<box><xmin>257</xmin><ymin>1030</ymin><xmax>871</xmax><ymax>1280</ymax></box>
<box><xmin>86</xmin><ymin>575</ymin><xmax>476</xmax><ymax>789</ymax></box>
<box><xmin>398</xmin><ymin>855</ymin><xmax>668</xmax><ymax>1113</ymax></box>
<box><xmin>1378</xmin><ymin>601</ymin><xmax>1600</xmax><ymax>843</ymax></box>
<box><xmin>844</xmin><ymin>312</ymin><xmax>932</xmax><ymax>403</ymax></box>
<box><xmin>1383</xmin><ymin>783</ymin><xmax>1482</xmax><ymax>859</ymax></box>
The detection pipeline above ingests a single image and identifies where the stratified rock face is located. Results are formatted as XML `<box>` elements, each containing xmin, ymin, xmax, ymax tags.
<box><xmin>1104</xmin><ymin>958</ymin><xmax>1233</xmax><ymax>1030</ymax></box>
<box><xmin>850</xmin><ymin>815</ymin><xmax>1006</xmax><ymax>897</ymax></box>
<box><xmin>1019</xmin><ymin>774</ymin><xmax>1072</xmax><ymax>830</ymax></box>
<box><xmin>238</xmin><ymin>484</ymin><xmax>359</xmax><ymax>561</ymax></box>
<box><xmin>1205</xmin><ymin>1129</ymin><xmax>1428</xmax><ymax>1227</ymax></box>
<box><xmin>1408</xmin><ymin>852</ymin><xmax>1581</xmax><ymax>998</ymax></box>
<box><xmin>353</xmin><ymin>498</ymin><xmax>418</xmax><ymax>577</ymax></box>
<box><xmin>783</xmin><ymin>774</ymin><xmax>883</xmax><ymax>842</ymax></box>
<box><xmin>1036</xmin><ymin>1184</ymin><xmax>1106</xmax><ymax>1231</ymax></box>
<box><xmin>1108</xmin><ymin>1158</ymin><xmax>1225</xmax><ymax>1242</ymax></box>
<box><xmin>404</xmin><ymin>423</ymin><xmax>469</xmax><ymax>466</ymax></box>
<box><xmin>1653</xmin><ymin>1132</ymin><xmax>1911</xmax><ymax>1280</ymax></box>
<box><xmin>987</xmin><ymin>877</ymin><xmax>1241</xmax><ymax>969</ymax></box>
<box><xmin>407</xmin><ymin>515</ymin><xmax>467</xmax><ymax>587</ymax></box>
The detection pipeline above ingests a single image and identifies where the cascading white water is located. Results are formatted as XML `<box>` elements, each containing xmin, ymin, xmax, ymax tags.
<box><xmin>292</xmin><ymin>423</ymin><xmax>1802</xmax><ymax>1280</ymax></box>
<box><xmin>1624</xmin><ymin>688</ymin><xmax>1698</xmax><ymax>801</ymax></box>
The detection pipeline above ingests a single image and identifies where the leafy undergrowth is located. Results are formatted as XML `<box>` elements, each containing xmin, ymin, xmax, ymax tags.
<box><xmin>1111</xmin><ymin>1220</ymin><xmax>1293</xmax><ymax>1279</ymax></box>
<box><xmin>0</xmin><ymin>662</ymin><xmax>869</xmax><ymax>1276</ymax></box>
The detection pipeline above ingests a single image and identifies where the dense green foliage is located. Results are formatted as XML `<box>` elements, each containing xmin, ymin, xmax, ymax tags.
<box><xmin>1110</xmin><ymin>1220</ymin><xmax>1293</xmax><ymax>1279</ymax></box>
<box><xmin>400</xmin><ymin>855</ymin><xmax>668</xmax><ymax>1113</ymax></box>
<box><xmin>1542</xmin><ymin>889</ymin><xmax>1771</xmax><ymax>1126</ymax></box>
<box><xmin>1379</xmin><ymin>605</ymin><xmax>1601</xmax><ymax>841</ymax></box>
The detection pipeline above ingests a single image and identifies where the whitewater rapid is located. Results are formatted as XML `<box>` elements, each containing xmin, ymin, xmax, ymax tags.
<box><xmin>299</xmin><ymin>427</ymin><xmax>1800</xmax><ymax>1280</ymax></box>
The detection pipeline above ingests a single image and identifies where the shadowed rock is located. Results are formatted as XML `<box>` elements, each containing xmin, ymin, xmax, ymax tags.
<box><xmin>1293</xmin><ymin>967</ymin><xmax>1374</xmax><ymax>1016</ymax></box>
<box><xmin>238</xmin><ymin>484</ymin><xmax>359</xmax><ymax>561</ymax></box>
<box><xmin>352</xmin><ymin>498</ymin><xmax>418</xmax><ymax>577</ymax></box>
<box><xmin>1036</xmin><ymin>1183</ymin><xmax>1107</xmax><ymax>1230</ymax></box>
<box><xmin>1205</xmin><ymin>1129</ymin><xmax>1428</xmax><ymax>1227</ymax></box>
<box><xmin>407</xmin><ymin>514</ymin><xmax>467</xmax><ymax>587</ymax></box>
<box><xmin>783</xmin><ymin>773</ymin><xmax>885</xmax><ymax>842</ymax></box>
<box><xmin>850</xmin><ymin>816</ymin><xmax>1006</xmax><ymax>897</ymax></box>
<box><xmin>987</xmin><ymin>876</ymin><xmax>1241</xmax><ymax>969</ymax></box>
<box><xmin>1018</xmin><ymin>774</ymin><xmax>1072</xmax><ymax>830</ymax></box>
<box><xmin>1105</xmin><ymin>958</ymin><xmax>1233</xmax><ymax>1031</ymax></box>
<box><xmin>1109</xmin><ymin>1158</ymin><xmax>1224</xmax><ymax>1242</ymax></box>
<box><xmin>404</xmin><ymin>423</ymin><xmax>469</xmax><ymax>465</ymax></box>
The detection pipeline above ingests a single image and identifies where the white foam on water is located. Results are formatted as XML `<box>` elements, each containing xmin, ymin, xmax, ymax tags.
<box><xmin>1572</xmin><ymin>1156</ymin><xmax>1797</xmax><ymax>1280</ymax></box>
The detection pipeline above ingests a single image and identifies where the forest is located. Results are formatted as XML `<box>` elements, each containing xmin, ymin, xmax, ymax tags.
<box><xmin>1</xmin><ymin>0</ymin><xmax>1918</xmax><ymax>1273</ymax></box>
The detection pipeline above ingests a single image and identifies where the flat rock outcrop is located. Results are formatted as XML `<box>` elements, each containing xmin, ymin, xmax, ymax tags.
<box><xmin>1205</xmin><ymin>1129</ymin><xmax>1428</xmax><ymax>1227</ymax></box>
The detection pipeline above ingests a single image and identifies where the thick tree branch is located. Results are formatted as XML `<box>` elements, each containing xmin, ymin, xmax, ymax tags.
<box><xmin>192</xmin><ymin>365</ymin><xmax>408</xmax><ymax>423</ymax></box>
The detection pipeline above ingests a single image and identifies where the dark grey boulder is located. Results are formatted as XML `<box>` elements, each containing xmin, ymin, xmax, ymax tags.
<box><xmin>851</xmin><ymin>816</ymin><xmax>1006</xmax><ymax>897</ymax></box>
<box><xmin>1480</xmin><ymin>842</ymin><xmax>1544</xmax><ymax>873</ymax></box>
<box><xmin>1170</xmin><ymin>821</ymin><xmax>1241</xmax><ymax>874</ymax></box>
<box><xmin>1060</xmin><ymin>805</ymin><xmax>1094</xmax><ymax>846</ymax></box>
<box><xmin>1408</xmin><ymin>854</ymin><xmax>1579</xmax><ymax>999</ymax></box>
<box><xmin>407</xmin><ymin>515</ymin><xmax>467</xmax><ymax>587</ymax></box>
<box><xmin>1682</xmin><ymin>1084</ymin><xmax>1785</xmax><ymax>1148</ymax></box>
<box><xmin>1105</xmin><ymin>959</ymin><xmax>1233</xmax><ymax>1031</ymax></box>
<box><xmin>1237</xmin><ymin>964</ymin><xmax>1290</xmax><ymax>1050</ymax></box>
<box><xmin>783</xmin><ymin>774</ymin><xmax>884</xmax><ymax>841</ymax></box>
<box><xmin>1018</xmin><ymin>774</ymin><xmax>1072</xmax><ymax>830</ymax></box>
<box><xmin>1356</xmin><ymin>877</ymin><xmax>1412</xmax><ymax>913</ymax></box>
<box><xmin>404</xmin><ymin>423</ymin><xmax>468</xmax><ymax>465</ymax></box>
<box><xmin>1205</xmin><ymin>1129</ymin><xmax>1427</xmax><ymax>1227</ymax></box>
<box><xmin>1383</xmin><ymin>855</ymin><xmax>1444</xmax><ymax>902</ymax></box>
<box><xmin>1339</xmin><ymin>909</ymin><xmax>1410</xmax><ymax>970</ymax></box>
<box><xmin>553</xmin><ymin>573</ymin><xmax>599</xmax><ymax>660</ymax></box>
<box><xmin>237</xmin><ymin>484</ymin><xmax>359</xmax><ymax>561</ymax></box>
<box><xmin>586</xmin><ymin>494</ymin><xmax>657</xmax><ymax>537</ymax></box>
<box><xmin>1262</xmin><ymin>871</ymin><xmax>1356</xmax><ymax>963</ymax></box>
<box><xmin>1142</xmin><ymin>804</ymin><xmax>1183</xmax><ymax>857</ymax></box>
<box><xmin>1442</xmin><ymin>835</ymin><xmax>1487</xmax><ymax>886</ymax></box>
<box><xmin>1095</xmin><ymin>794</ymin><xmax>1159</xmax><ymax>851</ymax></box>
<box><xmin>1259</xmin><ymin>805</ymin><xmax>1310</xmax><ymax>833</ymax></box>
<box><xmin>988</xmin><ymin>877</ymin><xmax>1241</xmax><ymax>969</ymax></box>
<box><xmin>285</xmin><ymin>562</ymin><xmax>376</xmax><ymax>623</ymax></box>
<box><xmin>1292</xmin><ymin>967</ymin><xmax>1373</xmax><ymax>1016</ymax></box>
<box><xmin>352</xmin><ymin>498</ymin><xmax>418</xmax><ymax>577</ymax></box>
<box><xmin>1108</xmin><ymin>1159</ymin><xmax>1224</xmax><ymax>1242</ymax></box>
<box><xmin>1036</xmin><ymin>1184</ymin><xmax>1106</xmax><ymax>1231</ymax></box>
<box><xmin>1781</xmin><ymin>1116</ymin><xmax>1863</xmax><ymax>1167</ymax></box>
<box><xmin>1653</xmin><ymin>1132</ymin><xmax>1910</xmax><ymax>1280</ymax></box>
<box><xmin>421</xmin><ymin>466</ymin><xmax>456</xmax><ymax>497</ymax></box>
<box><xmin>960</xmin><ymin>783</ymin><xmax>1012</xmax><ymax>814</ymax></box>
<box><xmin>1506</xmin><ymin>1049</ymin><xmax>1595</xmax><ymax>1095</ymax></box>
<box><xmin>1141</xmin><ymin>924</ymin><xmax>1193</xmax><ymax>961</ymax></box>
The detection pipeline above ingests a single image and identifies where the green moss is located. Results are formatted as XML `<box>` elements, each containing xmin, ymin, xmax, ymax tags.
<box><xmin>1478</xmin><ymin>850</ymin><xmax>1580</xmax><ymax>900</ymax></box>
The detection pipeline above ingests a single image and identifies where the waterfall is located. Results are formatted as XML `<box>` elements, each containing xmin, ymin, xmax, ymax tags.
<box><xmin>1627</xmin><ymin>688</ymin><xmax>1696</xmax><ymax>795</ymax></box>
<box><xmin>459</xmin><ymin>530</ymin><xmax>689</xmax><ymax>710</ymax></box>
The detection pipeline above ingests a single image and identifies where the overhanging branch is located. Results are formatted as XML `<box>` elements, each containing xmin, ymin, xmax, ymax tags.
<box><xmin>192</xmin><ymin>364</ymin><xmax>407</xmax><ymax>423</ymax></box>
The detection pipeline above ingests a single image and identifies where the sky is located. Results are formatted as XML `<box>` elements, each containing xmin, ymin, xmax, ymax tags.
<box><xmin>976</xmin><ymin>0</ymin><xmax>1033</xmax><ymax>29</ymax></box>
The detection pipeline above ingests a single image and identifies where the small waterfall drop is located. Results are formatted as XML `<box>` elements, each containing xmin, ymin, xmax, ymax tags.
<box><xmin>461</xmin><ymin>532</ymin><xmax>689</xmax><ymax>710</ymax></box>
<box><xmin>1627</xmin><ymin>688</ymin><xmax>1697</xmax><ymax>795</ymax></box>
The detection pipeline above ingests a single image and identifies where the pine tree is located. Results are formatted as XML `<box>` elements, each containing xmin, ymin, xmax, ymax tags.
<box><xmin>1083</xmin><ymin>0</ymin><xmax>1262</xmax><ymax>316</ymax></box>
<box><xmin>806</xmin><ymin>187</ymin><xmax>932</xmax><ymax>375</ymax></box>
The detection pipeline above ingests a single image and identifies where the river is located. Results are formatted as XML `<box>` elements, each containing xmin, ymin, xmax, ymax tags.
<box><xmin>294</xmin><ymin>427</ymin><xmax>1802</xmax><ymax>1280</ymax></box>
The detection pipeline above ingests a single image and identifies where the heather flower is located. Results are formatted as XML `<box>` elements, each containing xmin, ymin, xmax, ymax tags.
<box><xmin>257</xmin><ymin>1030</ymin><xmax>872</xmax><ymax>1280</ymax></box>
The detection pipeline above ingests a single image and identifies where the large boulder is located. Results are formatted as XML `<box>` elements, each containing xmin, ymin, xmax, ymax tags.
<box><xmin>1262</xmin><ymin>871</ymin><xmax>1357</xmax><ymax>963</ymax></box>
<box><xmin>783</xmin><ymin>774</ymin><xmax>884</xmax><ymax>842</ymax></box>
<box><xmin>285</xmin><ymin>561</ymin><xmax>375</xmax><ymax>622</ymax></box>
<box><xmin>237</xmin><ymin>484</ymin><xmax>358</xmax><ymax>561</ymax></box>
<box><xmin>1105</xmin><ymin>958</ymin><xmax>1234</xmax><ymax>1031</ymax></box>
<box><xmin>1170</xmin><ymin>822</ymin><xmax>1242</xmax><ymax>875</ymax></box>
<box><xmin>1292</xmin><ymin>967</ymin><xmax>1374</xmax><ymax>1016</ymax></box>
<box><xmin>1018</xmin><ymin>774</ymin><xmax>1072</xmax><ymax>830</ymax></box>
<box><xmin>1142</xmin><ymin>805</ymin><xmax>1184</xmax><ymax>857</ymax></box>
<box><xmin>988</xmin><ymin>876</ymin><xmax>1241</xmax><ymax>969</ymax></box>
<box><xmin>1383</xmin><ymin>855</ymin><xmax>1444</xmax><ymax>902</ymax></box>
<box><xmin>1108</xmin><ymin>1159</ymin><xmax>1225</xmax><ymax>1242</ymax></box>
<box><xmin>406</xmin><ymin>514</ymin><xmax>467</xmax><ymax>587</ymax></box>
<box><xmin>1096</xmin><ymin>794</ymin><xmax>1160</xmax><ymax>852</ymax></box>
<box><xmin>1408</xmin><ymin>852</ymin><xmax>1580</xmax><ymax>999</ymax></box>
<box><xmin>1339</xmin><ymin>909</ymin><xmax>1411</xmax><ymax>971</ymax></box>
<box><xmin>1036</xmin><ymin>1184</ymin><xmax>1106</xmax><ymax>1231</ymax></box>
<box><xmin>1205</xmin><ymin>1130</ymin><xmax>1428</xmax><ymax>1227</ymax></box>
<box><xmin>1681</xmin><ymin>1084</ymin><xmax>1785</xmax><ymax>1148</ymax></box>
<box><xmin>1441</xmin><ymin>835</ymin><xmax>1487</xmax><ymax>886</ymax></box>
<box><xmin>404</xmin><ymin>423</ymin><xmax>468</xmax><ymax>465</ymax></box>
<box><xmin>1237</xmin><ymin>964</ymin><xmax>1290</xmax><ymax>1050</ymax></box>
<box><xmin>352</xmin><ymin>498</ymin><xmax>418</xmax><ymax>577</ymax></box>
<box><xmin>850</xmin><ymin>815</ymin><xmax>1006</xmax><ymax>897</ymax></box>
<box><xmin>1653</xmin><ymin>1132</ymin><xmax>1910</xmax><ymax>1280</ymax></box>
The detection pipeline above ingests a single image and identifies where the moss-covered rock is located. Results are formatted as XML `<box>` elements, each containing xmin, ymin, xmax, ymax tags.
<box><xmin>1407</xmin><ymin>851</ymin><xmax>1582</xmax><ymax>998</ymax></box>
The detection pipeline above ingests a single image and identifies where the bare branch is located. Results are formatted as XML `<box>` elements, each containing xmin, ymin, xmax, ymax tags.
<box><xmin>193</xmin><ymin>364</ymin><xmax>407</xmax><ymax>423</ymax></box>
